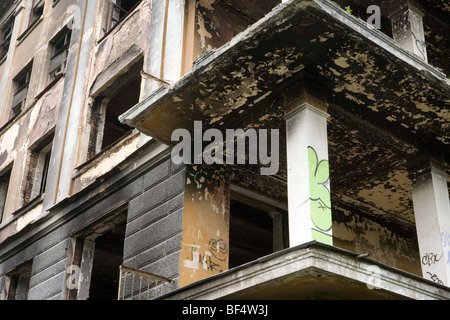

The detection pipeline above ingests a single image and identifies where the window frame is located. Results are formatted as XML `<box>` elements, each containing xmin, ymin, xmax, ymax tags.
<box><xmin>23</xmin><ymin>134</ymin><xmax>54</xmax><ymax>205</ymax></box>
<box><xmin>0</xmin><ymin>166</ymin><xmax>12</xmax><ymax>223</ymax></box>
<box><xmin>2</xmin><ymin>261</ymin><xmax>32</xmax><ymax>300</ymax></box>
<box><xmin>11</xmin><ymin>62</ymin><xmax>33</xmax><ymax>120</ymax></box>
<box><xmin>28</xmin><ymin>0</ymin><xmax>45</xmax><ymax>27</ymax></box>
<box><xmin>106</xmin><ymin>0</ymin><xmax>142</xmax><ymax>32</ymax></box>
<box><xmin>48</xmin><ymin>28</ymin><xmax>71</xmax><ymax>84</ymax></box>
<box><xmin>0</xmin><ymin>17</ymin><xmax>14</xmax><ymax>60</ymax></box>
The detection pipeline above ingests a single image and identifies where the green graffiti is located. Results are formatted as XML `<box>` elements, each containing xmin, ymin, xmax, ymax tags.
<box><xmin>308</xmin><ymin>146</ymin><xmax>332</xmax><ymax>233</ymax></box>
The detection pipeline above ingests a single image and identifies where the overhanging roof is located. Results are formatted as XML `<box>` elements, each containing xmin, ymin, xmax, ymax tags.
<box><xmin>120</xmin><ymin>0</ymin><xmax>449</xmax><ymax>156</ymax></box>
<box><xmin>160</xmin><ymin>242</ymin><xmax>450</xmax><ymax>300</ymax></box>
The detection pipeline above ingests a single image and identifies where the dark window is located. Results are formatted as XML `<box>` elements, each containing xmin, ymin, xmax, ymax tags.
<box><xmin>228</xmin><ymin>195</ymin><xmax>288</xmax><ymax>269</ymax></box>
<box><xmin>29</xmin><ymin>0</ymin><xmax>44</xmax><ymax>27</ymax></box>
<box><xmin>107</xmin><ymin>0</ymin><xmax>141</xmax><ymax>31</ymax></box>
<box><xmin>0</xmin><ymin>17</ymin><xmax>14</xmax><ymax>60</ymax></box>
<box><xmin>100</xmin><ymin>77</ymin><xmax>140</xmax><ymax>150</ymax></box>
<box><xmin>0</xmin><ymin>167</ymin><xmax>12</xmax><ymax>222</ymax></box>
<box><xmin>88</xmin><ymin>226</ymin><xmax>126</xmax><ymax>300</ymax></box>
<box><xmin>87</xmin><ymin>58</ymin><xmax>142</xmax><ymax>160</ymax></box>
<box><xmin>64</xmin><ymin>211</ymin><xmax>127</xmax><ymax>300</ymax></box>
<box><xmin>24</xmin><ymin>135</ymin><xmax>53</xmax><ymax>204</ymax></box>
<box><xmin>229</xmin><ymin>200</ymin><xmax>274</xmax><ymax>268</ymax></box>
<box><xmin>48</xmin><ymin>28</ymin><xmax>71</xmax><ymax>83</ymax></box>
<box><xmin>11</xmin><ymin>63</ymin><xmax>33</xmax><ymax>120</ymax></box>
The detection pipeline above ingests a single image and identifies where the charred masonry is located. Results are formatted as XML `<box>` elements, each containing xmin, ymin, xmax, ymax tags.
<box><xmin>0</xmin><ymin>0</ymin><xmax>449</xmax><ymax>300</ymax></box>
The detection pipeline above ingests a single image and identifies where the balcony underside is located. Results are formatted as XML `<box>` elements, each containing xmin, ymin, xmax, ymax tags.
<box><xmin>161</xmin><ymin>242</ymin><xmax>450</xmax><ymax>300</ymax></box>
<box><xmin>121</xmin><ymin>0</ymin><xmax>449</xmax><ymax>151</ymax></box>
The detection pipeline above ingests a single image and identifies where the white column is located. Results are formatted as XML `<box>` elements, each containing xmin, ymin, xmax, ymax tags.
<box><xmin>285</xmin><ymin>102</ymin><xmax>332</xmax><ymax>246</ymax></box>
<box><xmin>411</xmin><ymin>163</ymin><xmax>450</xmax><ymax>286</ymax></box>
<box><xmin>389</xmin><ymin>0</ymin><xmax>428</xmax><ymax>62</ymax></box>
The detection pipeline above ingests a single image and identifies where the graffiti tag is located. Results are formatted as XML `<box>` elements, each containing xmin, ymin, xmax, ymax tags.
<box><xmin>307</xmin><ymin>146</ymin><xmax>332</xmax><ymax>235</ymax></box>
<box><xmin>65</xmin><ymin>265</ymin><xmax>81</xmax><ymax>290</ymax></box>
<box><xmin>427</xmin><ymin>272</ymin><xmax>444</xmax><ymax>285</ymax></box>
<box><xmin>183</xmin><ymin>239</ymin><xmax>228</xmax><ymax>273</ymax></box>
<box><xmin>421</xmin><ymin>252</ymin><xmax>443</xmax><ymax>266</ymax></box>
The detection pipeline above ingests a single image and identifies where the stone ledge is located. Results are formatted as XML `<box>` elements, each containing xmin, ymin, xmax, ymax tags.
<box><xmin>161</xmin><ymin>242</ymin><xmax>450</xmax><ymax>300</ymax></box>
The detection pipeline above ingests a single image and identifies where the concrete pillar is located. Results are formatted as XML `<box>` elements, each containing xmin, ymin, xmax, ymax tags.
<box><xmin>389</xmin><ymin>0</ymin><xmax>428</xmax><ymax>62</ymax></box>
<box><xmin>285</xmin><ymin>100</ymin><xmax>332</xmax><ymax>247</ymax></box>
<box><xmin>411</xmin><ymin>162</ymin><xmax>450</xmax><ymax>286</ymax></box>
<box><xmin>144</xmin><ymin>0</ymin><xmax>185</xmax><ymax>95</ymax></box>
<box><xmin>141</xmin><ymin>0</ymin><xmax>185</xmax><ymax>146</ymax></box>
<box><xmin>77</xmin><ymin>238</ymin><xmax>95</xmax><ymax>300</ymax></box>
<box><xmin>44</xmin><ymin>0</ymin><xmax>96</xmax><ymax>207</ymax></box>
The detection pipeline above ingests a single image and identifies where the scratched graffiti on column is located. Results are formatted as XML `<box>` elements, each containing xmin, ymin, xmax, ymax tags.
<box><xmin>183</xmin><ymin>238</ymin><xmax>229</xmax><ymax>273</ymax></box>
<box><xmin>412</xmin><ymin>32</ymin><xmax>427</xmax><ymax>61</ymax></box>
<box><xmin>426</xmin><ymin>272</ymin><xmax>444</xmax><ymax>285</ymax></box>
<box><xmin>421</xmin><ymin>252</ymin><xmax>443</xmax><ymax>266</ymax></box>
<box><xmin>209</xmin><ymin>239</ymin><xmax>228</xmax><ymax>262</ymax></box>
<box><xmin>308</xmin><ymin>146</ymin><xmax>332</xmax><ymax>244</ymax></box>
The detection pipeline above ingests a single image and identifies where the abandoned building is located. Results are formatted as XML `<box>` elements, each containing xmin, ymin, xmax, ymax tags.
<box><xmin>0</xmin><ymin>0</ymin><xmax>449</xmax><ymax>301</ymax></box>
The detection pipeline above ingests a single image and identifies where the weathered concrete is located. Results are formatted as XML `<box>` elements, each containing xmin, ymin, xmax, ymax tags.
<box><xmin>389</xmin><ymin>0</ymin><xmax>428</xmax><ymax>62</ymax></box>
<box><xmin>161</xmin><ymin>243</ymin><xmax>450</xmax><ymax>300</ymax></box>
<box><xmin>411</xmin><ymin>162</ymin><xmax>450</xmax><ymax>286</ymax></box>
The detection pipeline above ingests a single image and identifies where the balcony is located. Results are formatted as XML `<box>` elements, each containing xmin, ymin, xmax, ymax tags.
<box><xmin>119</xmin><ymin>0</ymin><xmax>449</xmax><ymax>290</ymax></box>
<box><xmin>161</xmin><ymin>242</ymin><xmax>450</xmax><ymax>300</ymax></box>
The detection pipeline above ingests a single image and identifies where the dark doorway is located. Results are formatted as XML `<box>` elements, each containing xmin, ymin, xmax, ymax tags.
<box><xmin>229</xmin><ymin>200</ymin><xmax>274</xmax><ymax>269</ymax></box>
<box><xmin>88</xmin><ymin>223</ymin><xmax>126</xmax><ymax>300</ymax></box>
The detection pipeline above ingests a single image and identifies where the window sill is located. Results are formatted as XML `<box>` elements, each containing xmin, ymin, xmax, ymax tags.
<box><xmin>0</xmin><ymin>194</ymin><xmax>44</xmax><ymax>233</ymax></box>
<box><xmin>36</xmin><ymin>72</ymin><xmax>65</xmax><ymax>100</ymax></box>
<box><xmin>0</xmin><ymin>111</ymin><xmax>23</xmax><ymax>134</ymax></box>
<box><xmin>0</xmin><ymin>75</ymin><xmax>63</xmax><ymax>136</ymax></box>
<box><xmin>73</xmin><ymin>129</ymin><xmax>139</xmax><ymax>178</ymax></box>
<box><xmin>16</xmin><ymin>16</ymin><xmax>43</xmax><ymax>45</ymax></box>
<box><xmin>13</xmin><ymin>193</ymin><xmax>44</xmax><ymax>216</ymax></box>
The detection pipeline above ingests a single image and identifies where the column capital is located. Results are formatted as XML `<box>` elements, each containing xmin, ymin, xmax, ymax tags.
<box><xmin>283</xmin><ymin>80</ymin><xmax>329</xmax><ymax>117</ymax></box>
<box><xmin>408</xmin><ymin>158</ymin><xmax>448</xmax><ymax>184</ymax></box>
<box><xmin>388</xmin><ymin>0</ymin><xmax>425</xmax><ymax>19</ymax></box>
<box><xmin>285</xmin><ymin>101</ymin><xmax>330</xmax><ymax>120</ymax></box>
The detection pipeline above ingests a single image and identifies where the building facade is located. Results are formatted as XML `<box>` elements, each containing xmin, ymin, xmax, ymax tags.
<box><xmin>0</xmin><ymin>0</ymin><xmax>449</xmax><ymax>300</ymax></box>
